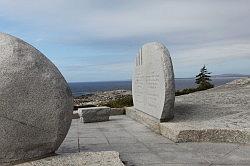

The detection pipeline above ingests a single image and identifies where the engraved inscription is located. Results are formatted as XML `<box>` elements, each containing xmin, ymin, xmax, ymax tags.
<box><xmin>145</xmin><ymin>73</ymin><xmax>160</xmax><ymax>109</ymax></box>
<box><xmin>133</xmin><ymin>70</ymin><xmax>143</xmax><ymax>104</ymax></box>
<box><xmin>134</xmin><ymin>70</ymin><xmax>160</xmax><ymax>109</ymax></box>
<box><xmin>132</xmin><ymin>42</ymin><xmax>175</xmax><ymax>121</ymax></box>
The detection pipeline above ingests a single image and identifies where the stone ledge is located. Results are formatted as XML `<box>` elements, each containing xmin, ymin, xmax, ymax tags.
<box><xmin>125</xmin><ymin>107</ymin><xmax>161</xmax><ymax>134</ymax></box>
<box><xmin>125</xmin><ymin>107</ymin><xmax>250</xmax><ymax>144</ymax></box>
<box><xmin>160</xmin><ymin>123</ymin><xmax>250</xmax><ymax>144</ymax></box>
<box><xmin>126</xmin><ymin>78</ymin><xmax>250</xmax><ymax>144</ymax></box>
<box><xmin>16</xmin><ymin>151</ymin><xmax>124</xmax><ymax>166</ymax></box>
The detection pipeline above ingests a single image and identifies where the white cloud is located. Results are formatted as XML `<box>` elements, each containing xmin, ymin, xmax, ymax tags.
<box><xmin>1</xmin><ymin>0</ymin><xmax>250</xmax><ymax>40</ymax></box>
<box><xmin>1</xmin><ymin>0</ymin><xmax>250</xmax><ymax>80</ymax></box>
<box><xmin>173</xmin><ymin>39</ymin><xmax>250</xmax><ymax>65</ymax></box>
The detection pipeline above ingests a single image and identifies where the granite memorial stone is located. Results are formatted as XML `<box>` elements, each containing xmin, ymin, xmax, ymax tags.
<box><xmin>0</xmin><ymin>33</ymin><xmax>73</xmax><ymax>164</ymax></box>
<box><xmin>132</xmin><ymin>42</ymin><xmax>175</xmax><ymax>122</ymax></box>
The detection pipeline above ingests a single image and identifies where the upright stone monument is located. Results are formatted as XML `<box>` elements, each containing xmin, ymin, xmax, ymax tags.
<box><xmin>0</xmin><ymin>33</ymin><xmax>73</xmax><ymax>164</ymax></box>
<box><xmin>130</xmin><ymin>42</ymin><xmax>175</xmax><ymax>124</ymax></box>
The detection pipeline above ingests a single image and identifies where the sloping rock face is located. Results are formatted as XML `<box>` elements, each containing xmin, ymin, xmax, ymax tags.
<box><xmin>0</xmin><ymin>33</ymin><xmax>73</xmax><ymax>164</ymax></box>
<box><xmin>161</xmin><ymin>78</ymin><xmax>250</xmax><ymax>143</ymax></box>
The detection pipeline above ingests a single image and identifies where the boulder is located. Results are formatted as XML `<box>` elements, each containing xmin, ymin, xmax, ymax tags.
<box><xmin>0</xmin><ymin>33</ymin><xmax>73</xmax><ymax>164</ymax></box>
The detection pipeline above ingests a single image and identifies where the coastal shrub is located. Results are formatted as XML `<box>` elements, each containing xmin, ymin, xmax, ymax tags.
<box><xmin>176</xmin><ymin>65</ymin><xmax>214</xmax><ymax>96</ymax></box>
<box><xmin>104</xmin><ymin>95</ymin><xmax>133</xmax><ymax>108</ymax></box>
<box><xmin>195</xmin><ymin>65</ymin><xmax>214</xmax><ymax>90</ymax></box>
<box><xmin>175</xmin><ymin>88</ymin><xmax>197</xmax><ymax>96</ymax></box>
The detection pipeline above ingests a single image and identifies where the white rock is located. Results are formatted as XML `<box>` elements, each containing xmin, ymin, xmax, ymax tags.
<box><xmin>0</xmin><ymin>33</ymin><xmax>73</xmax><ymax>164</ymax></box>
<box><xmin>132</xmin><ymin>42</ymin><xmax>175</xmax><ymax>122</ymax></box>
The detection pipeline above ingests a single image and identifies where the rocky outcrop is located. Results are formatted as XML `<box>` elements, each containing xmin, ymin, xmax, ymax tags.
<box><xmin>0</xmin><ymin>33</ymin><xmax>73</xmax><ymax>164</ymax></box>
<box><xmin>161</xmin><ymin>78</ymin><xmax>250</xmax><ymax>143</ymax></box>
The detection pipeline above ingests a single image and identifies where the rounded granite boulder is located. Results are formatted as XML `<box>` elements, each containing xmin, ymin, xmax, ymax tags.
<box><xmin>0</xmin><ymin>33</ymin><xmax>73</xmax><ymax>164</ymax></box>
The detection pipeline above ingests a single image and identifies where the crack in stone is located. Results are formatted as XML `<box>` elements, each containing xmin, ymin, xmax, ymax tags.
<box><xmin>0</xmin><ymin>115</ymin><xmax>51</xmax><ymax>133</ymax></box>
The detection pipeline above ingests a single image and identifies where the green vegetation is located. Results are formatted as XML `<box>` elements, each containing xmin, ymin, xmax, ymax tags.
<box><xmin>103</xmin><ymin>95</ymin><xmax>133</xmax><ymax>108</ymax></box>
<box><xmin>101</xmin><ymin>66</ymin><xmax>214</xmax><ymax>107</ymax></box>
<box><xmin>176</xmin><ymin>65</ymin><xmax>214</xmax><ymax>96</ymax></box>
<box><xmin>195</xmin><ymin>65</ymin><xmax>214</xmax><ymax>90</ymax></box>
<box><xmin>175</xmin><ymin>88</ymin><xmax>197</xmax><ymax>96</ymax></box>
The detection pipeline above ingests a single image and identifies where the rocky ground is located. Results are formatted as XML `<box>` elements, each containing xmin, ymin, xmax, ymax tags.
<box><xmin>74</xmin><ymin>90</ymin><xmax>132</xmax><ymax>107</ymax></box>
<box><xmin>161</xmin><ymin>77</ymin><xmax>250</xmax><ymax>143</ymax></box>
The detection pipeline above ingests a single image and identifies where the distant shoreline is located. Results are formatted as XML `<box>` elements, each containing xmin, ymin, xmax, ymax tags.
<box><xmin>69</xmin><ymin>77</ymin><xmax>247</xmax><ymax>97</ymax></box>
<box><xmin>68</xmin><ymin>75</ymin><xmax>249</xmax><ymax>83</ymax></box>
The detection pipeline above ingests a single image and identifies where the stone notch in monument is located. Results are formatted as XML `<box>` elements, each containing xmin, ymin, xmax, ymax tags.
<box><xmin>132</xmin><ymin>42</ymin><xmax>175</xmax><ymax>122</ymax></box>
<box><xmin>0</xmin><ymin>32</ymin><xmax>73</xmax><ymax>164</ymax></box>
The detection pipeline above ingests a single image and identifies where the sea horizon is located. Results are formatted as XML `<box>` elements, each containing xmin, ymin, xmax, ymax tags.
<box><xmin>68</xmin><ymin>75</ymin><xmax>250</xmax><ymax>84</ymax></box>
<box><xmin>68</xmin><ymin>76</ymin><xmax>247</xmax><ymax>96</ymax></box>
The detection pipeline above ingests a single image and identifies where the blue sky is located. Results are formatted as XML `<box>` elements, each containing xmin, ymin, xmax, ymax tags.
<box><xmin>0</xmin><ymin>0</ymin><xmax>250</xmax><ymax>82</ymax></box>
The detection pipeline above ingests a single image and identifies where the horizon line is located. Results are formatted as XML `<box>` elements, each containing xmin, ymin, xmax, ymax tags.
<box><xmin>68</xmin><ymin>75</ymin><xmax>249</xmax><ymax>83</ymax></box>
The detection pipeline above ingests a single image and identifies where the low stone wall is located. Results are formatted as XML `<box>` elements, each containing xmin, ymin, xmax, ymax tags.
<box><xmin>160</xmin><ymin>123</ymin><xmax>250</xmax><ymax>144</ymax></box>
<box><xmin>125</xmin><ymin>107</ymin><xmax>161</xmax><ymax>134</ymax></box>
<box><xmin>125</xmin><ymin>106</ymin><xmax>250</xmax><ymax>144</ymax></box>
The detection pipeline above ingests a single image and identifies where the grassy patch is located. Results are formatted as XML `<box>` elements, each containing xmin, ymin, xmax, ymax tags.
<box><xmin>175</xmin><ymin>88</ymin><xmax>197</xmax><ymax>96</ymax></box>
<box><xmin>175</xmin><ymin>86</ymin><xmax>213</xmax><ymax>96</ymax></box>
<box><xmin>103</xmin><ymin>95</ymin><xmax>133</xmax><ymax>108</ymax></box>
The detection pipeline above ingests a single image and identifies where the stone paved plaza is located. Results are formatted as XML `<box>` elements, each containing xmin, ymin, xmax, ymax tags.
<box><xmin>57</xmin><ymin>115</ymin><xmax>250</xmax><ymax>166</ymax></box>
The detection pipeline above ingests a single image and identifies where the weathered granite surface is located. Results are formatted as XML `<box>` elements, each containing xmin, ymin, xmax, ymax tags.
<box><xmin>0</xmin><ymin>32</ymin><xmax>73</xmax><ymax>164</ymax></box>
<box><xmin>17</xmin><ymin>151</ymin><xmax>124</xmax><ymax>166</ymax></box>
<box><xmin>161</xmin><ymin>78</ymin><xmax>250</xmax><ymax>143</ymax></box>
<box><xmin>126</xmin><ymin>107</ymin><xmax>161</xmax><ymax>134</ymax></box>
<box><xmin>132</xmin><ymin>42</ymin><xmax>175</xmax><ymax>122</ymax></box>
<box><xmin>127</xmin><ymin>78</ymin><xmax>250</xmax><ymax>143</ymax></box>
<box><xmin>78</xmin><ymin>107</ymin><xmax>110</xmax><ymax>123</ymax></box>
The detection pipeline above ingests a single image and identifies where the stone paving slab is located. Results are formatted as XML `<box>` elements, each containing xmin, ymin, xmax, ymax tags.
<box><xmin>17</xmin><ymin>151</ymin><xmax>124</xmax><ymax>166</ymax></box>
<box><xmin>56</xmin><ymin>116</ymin><xmax>249</xmax><ymax>166</ymax></box>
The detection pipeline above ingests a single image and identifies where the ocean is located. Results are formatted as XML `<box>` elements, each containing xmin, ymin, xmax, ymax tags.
<box><xmin>69</xmin><ymin>77</ymin><xmax>242</xmax><ymax>96</ymax></box>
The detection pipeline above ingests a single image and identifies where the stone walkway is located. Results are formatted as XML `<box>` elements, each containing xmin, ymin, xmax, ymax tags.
<box><xmin>57</xmin><ymin>116</ymin><xmax>250</xmax><ymax>166</ymax></box>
